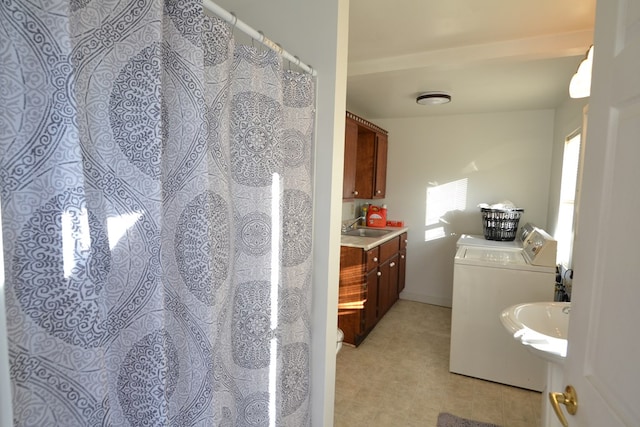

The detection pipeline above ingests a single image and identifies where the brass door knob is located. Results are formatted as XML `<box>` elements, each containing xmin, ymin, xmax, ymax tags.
<box><xmin>549</xmin><ymin>385</ymin><xmax>578</xmax><ymax>427</ymax></box>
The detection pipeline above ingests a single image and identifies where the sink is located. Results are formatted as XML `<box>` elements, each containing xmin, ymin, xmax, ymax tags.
<box><xmin>342</xmin><ymin>228</ymin><xmax>391</xmax><ymax>238</ymax></box>
<box><xmin>500</xmin><ymin>302</ymin><xmax>570</xmax><ymax>363</ymax></box>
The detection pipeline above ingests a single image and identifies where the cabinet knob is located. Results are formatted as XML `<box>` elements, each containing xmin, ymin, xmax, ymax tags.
<box><xmin>376</xmin><ymin>190</ymin><xmax>382</xmax><ymax>194</ymax></box>
<box><xmin>401</xmin><ymin>255</ymin><xmax>405</xmax><ymax>259</ymax></box>
<box><xmin>390</xmin><ymin>262</ymin><xmax>395</xmax><ymax>268</ymax></box>
<box><xmin>377</xmin><ymin>271</ymin><xmax>382</xmax><ymax>277</ymax></box>
<box><xmin>353</xmin><ymin>190</ymin><xmax>359</xmax><ymax>196</ymax></box>
<box><xmin>404</xmin><ymin>239</ymin><xmax>408</xmax><ymax>244</ymax></box>
<box><xmin>373</xmin><ymin>257</ymin><xmax>378</xmax><ymax>262</ymax></box>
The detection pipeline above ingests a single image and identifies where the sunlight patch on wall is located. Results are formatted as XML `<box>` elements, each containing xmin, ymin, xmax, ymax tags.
<box><xmin>424</xmin><ymin>178</ymin><xmax>468</xmax><ymax>242</ymax></box>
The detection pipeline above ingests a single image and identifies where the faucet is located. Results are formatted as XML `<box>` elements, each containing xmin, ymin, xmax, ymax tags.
<box><xmin>342</xmin><ymin>216</ymin><xmax>365</xmax><ymax>233</ymax></box>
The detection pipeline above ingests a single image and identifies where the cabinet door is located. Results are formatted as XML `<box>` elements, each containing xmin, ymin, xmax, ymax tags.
<box><xmin>337</xmin><ymin>246</ymin><xmax>366</xmax><ymax>345</ymax></box>
<box><xmin>363</xmin><ymin>268</ymin><xmax>379</xmax><ymax>334</ymax></box>
<box><xmin>398</xmin><ymin>249</ymin><xmax>406</xmax><ymax>294</ymax></box>
<box><xmin>398</xmin><ymin>232</ymin><xmax>407</xmax><ymax>294</ymax></box>
<box><xmin>342</xmin><ymin>118</ymin><xmax>359</xmax><ymax>199</ymax></box>
<box><xmin>388</xmin><ymin>253</ymin><xmax>399</xmax><ymax>312</ymax></box>
<box><xmin>354</xmin><ymin>130</ymin><xmax>376</xmax><ymax>198</ymax></box>
<box><xmin>373</xmin><ymin>132</ymin><xmax>388</xmax><ymax>199</ymax></box>
<box><xmin>378</xmin><ymin>253</ymin><xmax>399</xmax><ymax>317</ymax></box>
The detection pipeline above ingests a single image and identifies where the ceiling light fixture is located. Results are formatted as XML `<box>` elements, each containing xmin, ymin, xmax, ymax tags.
<box><xmin>416</xmin><ymin>91</ymin><xmax>451</xmax><ymax>105</ymax></box>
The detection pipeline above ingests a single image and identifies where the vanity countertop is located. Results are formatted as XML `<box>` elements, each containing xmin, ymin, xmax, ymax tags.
<box><xmin>340</xmin><ymin>226</ymin><xmax>409</xmax><ymax>251</ymax></box>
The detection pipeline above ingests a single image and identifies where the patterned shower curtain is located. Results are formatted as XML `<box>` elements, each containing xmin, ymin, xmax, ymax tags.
<box><xmin>0</xmin><ymin>0</ymin><xmax>315</xmax><ymax>425</ymax></box>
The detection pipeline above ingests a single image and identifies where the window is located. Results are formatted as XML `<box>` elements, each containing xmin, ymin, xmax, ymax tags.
<box><xmin>555</xmin><ymin>131</ymin><xmax>581</xmax><ymax>268</ymax></box>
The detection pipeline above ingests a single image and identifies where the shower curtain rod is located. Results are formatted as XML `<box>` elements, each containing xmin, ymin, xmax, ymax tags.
<box><xmin>202</xmin><ymin>0</ymin><xmax>317</xmax><ymax>76</ymax></box>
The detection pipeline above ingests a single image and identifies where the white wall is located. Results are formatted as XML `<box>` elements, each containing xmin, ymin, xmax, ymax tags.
<box><xmin>372</xmin><ymin>110</ymin><xmax>556</xmax><ymax>307</ymax></box>
<box><xmin>211</xmin><ymin>1</ymin><xmax>349</xmax><ymax>425</ymax></box>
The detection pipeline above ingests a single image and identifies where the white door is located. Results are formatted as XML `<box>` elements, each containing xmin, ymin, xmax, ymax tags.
<box><xmin>558</xmin><ymin>0</ymin><xmax>640</xmax><ymax>426</ymax></box>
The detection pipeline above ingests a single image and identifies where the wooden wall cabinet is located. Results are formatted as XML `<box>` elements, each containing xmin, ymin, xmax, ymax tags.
<box><xmin>338</xmin><ymin>233</ymin><xmax>407</xmax><ymax>346</ymax></box>
<box><xmin>343</xmin><ymin>112</ymin><xmax>388</xmax><ymax>200</ymax></box>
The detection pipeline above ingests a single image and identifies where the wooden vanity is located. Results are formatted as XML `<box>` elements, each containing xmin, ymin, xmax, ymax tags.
<box><xmin>338</xmin><ymin>228</ymin><xmax>408</xmax><ymax>346</ymax></box>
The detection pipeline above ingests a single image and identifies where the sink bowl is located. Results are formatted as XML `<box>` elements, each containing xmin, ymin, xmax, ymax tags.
<box><xmin>500</xmin><ymin>302</ymin><xmax>570</xmax><ymax>363</ymax></box>
<box><xmin>342</xmin><ymin>228</ymin><xmax>391</xmax><ymax>238</ymax></box>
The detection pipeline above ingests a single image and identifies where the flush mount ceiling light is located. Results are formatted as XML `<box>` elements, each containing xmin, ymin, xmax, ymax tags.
<box><xmin>416</xmin><ymin>91</ymin><xmax>451</xmax><ymax>105</ymax></box>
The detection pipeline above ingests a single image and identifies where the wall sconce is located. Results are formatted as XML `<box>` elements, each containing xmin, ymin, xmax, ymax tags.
<box><xmin>569</xmin><ymin>45</ymin><xmax>594</xmax><ymax>99</ymax></box>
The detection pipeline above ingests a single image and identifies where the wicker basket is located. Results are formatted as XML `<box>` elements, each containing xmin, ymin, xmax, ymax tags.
<box><xmin>481</xmin><ymin>208</ymin><xmax>524</xmax><ymax>241</ymax></box>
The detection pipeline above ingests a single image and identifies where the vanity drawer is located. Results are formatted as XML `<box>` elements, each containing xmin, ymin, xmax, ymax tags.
<box><xmin>379</xmin><ymin>237</ymin><xmax>399</xmax><ymax>263</ymax></box>
<box><xmin>365</xmin><ymin>247</ymin><xmax>379</xmax><ymax>272</ymax></box>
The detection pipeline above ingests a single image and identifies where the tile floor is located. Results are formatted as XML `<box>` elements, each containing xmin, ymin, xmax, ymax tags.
<box><xmin>334</xmin><ymin>300</ymin><xmax>542</xmax><ymax>427</ymax></box>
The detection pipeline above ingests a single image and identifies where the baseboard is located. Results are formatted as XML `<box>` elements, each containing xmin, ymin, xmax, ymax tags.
<box><xmin>399</xmin><ymin>291</ymin><xmax>452</xmax><ymax>308</ymax></box>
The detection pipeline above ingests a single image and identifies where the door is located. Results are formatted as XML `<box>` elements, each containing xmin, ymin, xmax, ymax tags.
<box><xmin>558</xmin><ymin>0</ymin><xmax>640</xmax><ymax>425</ymax></box>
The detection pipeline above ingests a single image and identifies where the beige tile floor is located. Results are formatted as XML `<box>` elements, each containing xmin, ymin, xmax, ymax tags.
<box><xmin>334</xmin><ymin>300</ymin><xmax>542</xmax><ymax>427</ymax></box>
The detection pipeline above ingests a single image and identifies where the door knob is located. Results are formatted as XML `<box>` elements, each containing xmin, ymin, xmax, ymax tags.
<box><xmin>549</xmin><ymin>385</ymin><xmax>578</xmax><ymax>427</ymax></box>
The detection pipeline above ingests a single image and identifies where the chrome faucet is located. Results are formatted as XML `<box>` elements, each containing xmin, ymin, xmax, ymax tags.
<box><xmin>342</xmin><ymin>216</ymin><xmax>365</xmax><ymax>232</ymax></box>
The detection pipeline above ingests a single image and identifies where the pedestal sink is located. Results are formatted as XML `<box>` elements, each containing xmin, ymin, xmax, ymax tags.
<box><xmin>500</xmin><ymin>302</ymin><xmax>570</xmax><ymax>427</ymax></box>
<box><xmin>500</xmin><ymin>301</ymin><xmax>570</xmax><ymax>363</ymax></box>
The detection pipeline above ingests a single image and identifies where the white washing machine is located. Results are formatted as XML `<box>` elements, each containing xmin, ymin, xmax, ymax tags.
<box><xmin>449</xmin><ymin>228</ymin><xmax>557</xmax><ymax>391</ymax></box>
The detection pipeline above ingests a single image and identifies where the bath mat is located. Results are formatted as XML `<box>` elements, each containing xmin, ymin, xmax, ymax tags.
<box><xmin>437</xmin><ymin>412</ymin><xmax>501</xmax><ymax>427</ymax></box>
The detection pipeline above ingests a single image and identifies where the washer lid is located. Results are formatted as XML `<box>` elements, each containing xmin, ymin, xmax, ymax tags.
<box><xmin>458</xmin><ymin>246</ymin><xmax>526</xmax><ymax>264</ymax></box>
<box><xmin>457</xmin><ymin>234</ymin><xmax>522</xmax><ymax>249</ymax></box>
<box><xmin>455</xmin><ymin>246</ymin><xmax>555</xmax><ymax>272</ymax></box>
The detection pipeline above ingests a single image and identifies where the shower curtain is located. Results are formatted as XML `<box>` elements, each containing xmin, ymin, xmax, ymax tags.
<box><xmin>0</xmin><ymin>0</ymin><xmax>315</xmax><ymax>425</ymax></box>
